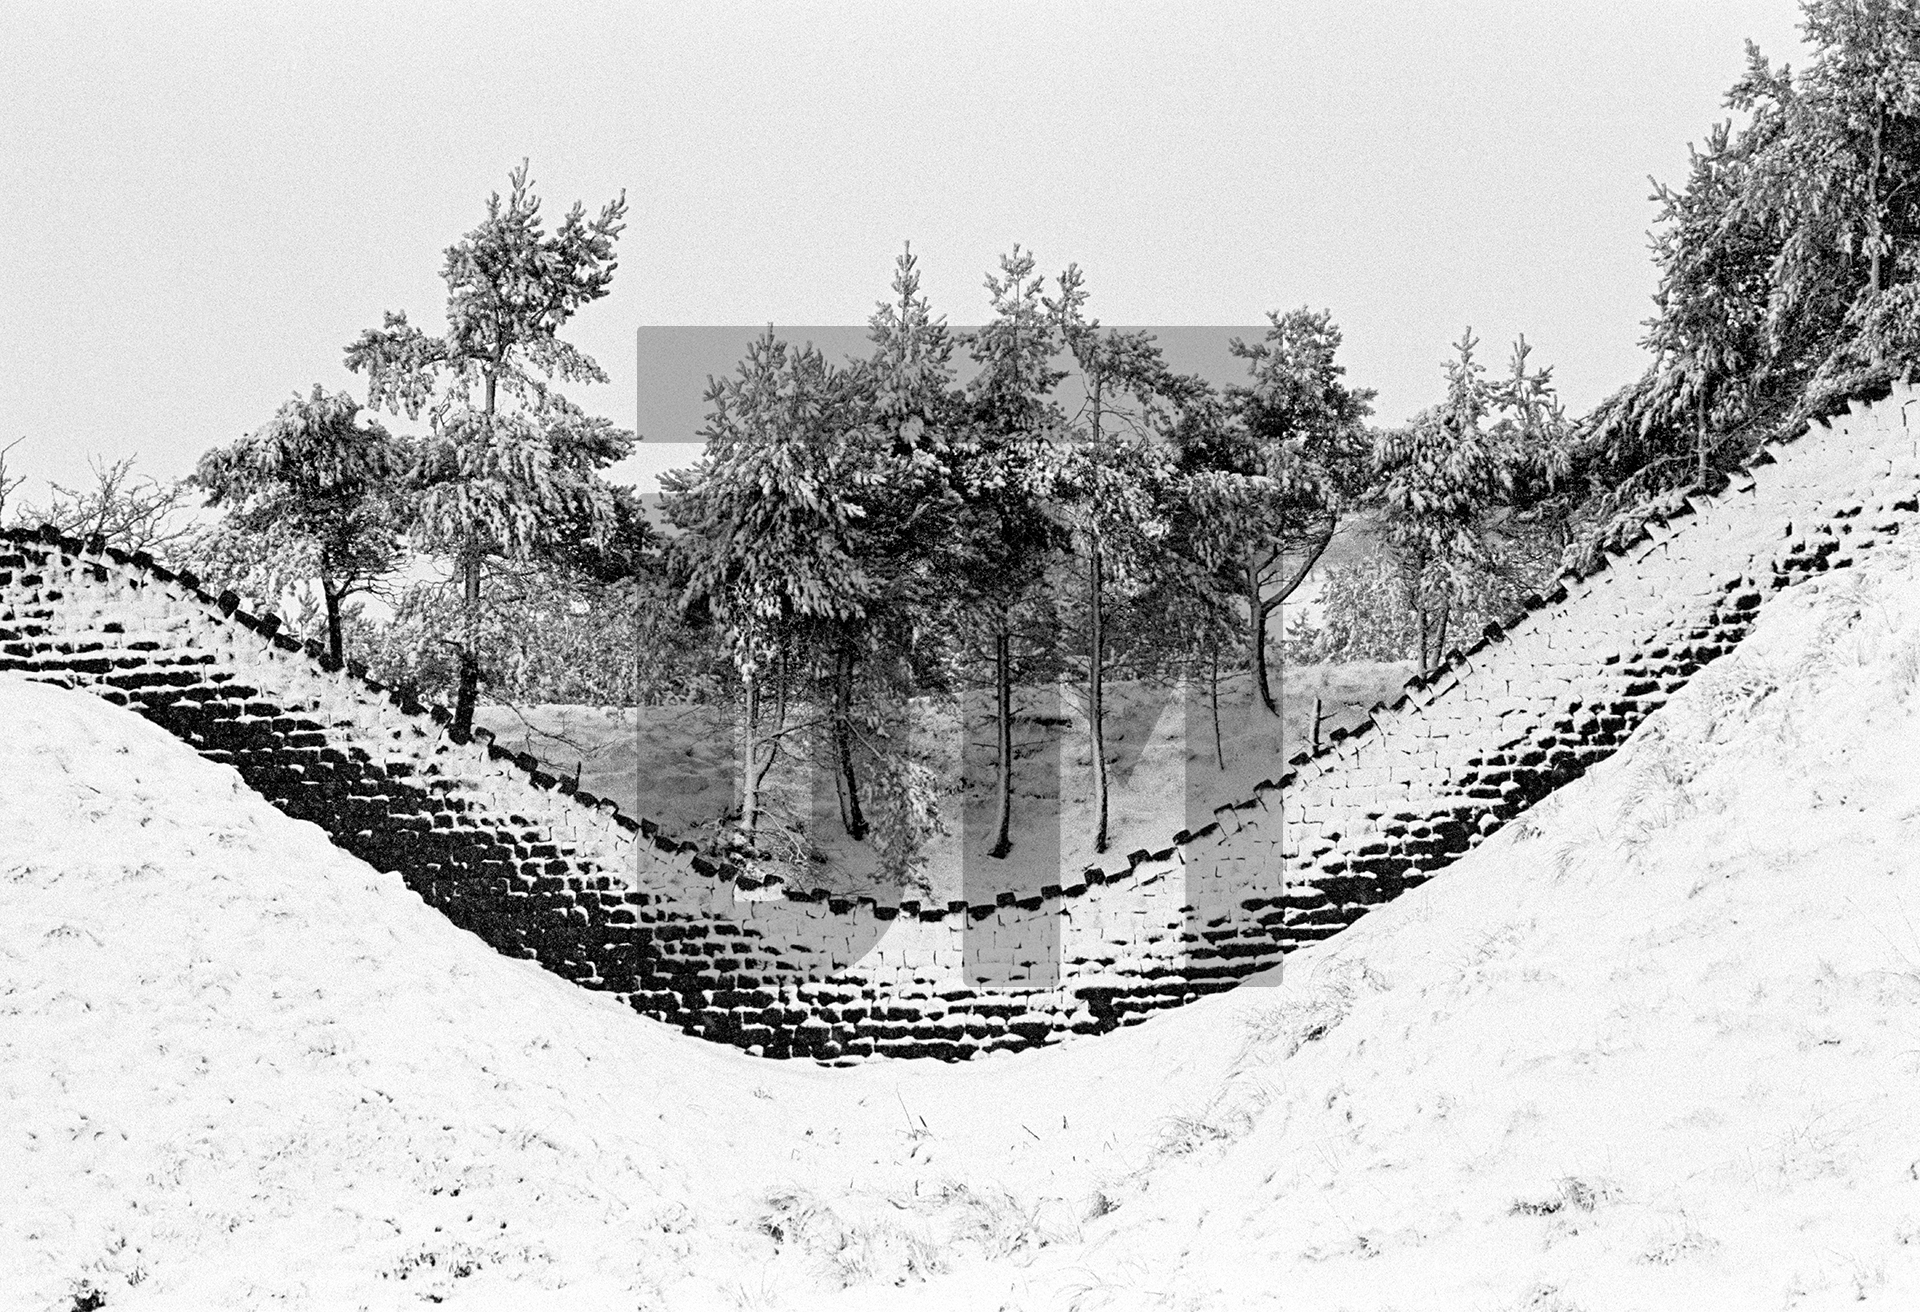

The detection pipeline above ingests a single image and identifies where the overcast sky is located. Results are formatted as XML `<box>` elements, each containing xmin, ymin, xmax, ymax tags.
<box><xmin>1</xmin><ymin>1</ymin><xmax>1810</xmax><ymax>501</ymax></box>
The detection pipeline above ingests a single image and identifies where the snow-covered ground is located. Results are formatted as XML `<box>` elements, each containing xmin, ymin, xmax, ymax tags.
<box><xmin>10</xmin><ymin>543</ymin><xmax>1920</xmax><ymax>1309</ymax></box>
<box><xmin>474</xmin><ymin>661</ymin><xmax>1412</xmax><ymax>899</ymax></box>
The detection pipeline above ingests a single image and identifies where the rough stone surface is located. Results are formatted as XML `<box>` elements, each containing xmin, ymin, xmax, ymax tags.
<box><xmin>5</xmin><ymin>386</ymin><xmax>1914</xmax><ymax>1061</ymax></box>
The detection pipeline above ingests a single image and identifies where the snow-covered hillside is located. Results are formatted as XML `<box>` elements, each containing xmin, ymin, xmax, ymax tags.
<box><xmin>10</xmin><ymin>540</ymin><xmax>1920</xmax><ymax>1310</ymax></box>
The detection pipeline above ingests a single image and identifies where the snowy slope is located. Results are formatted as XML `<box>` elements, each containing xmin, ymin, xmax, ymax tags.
<box><xmin>0</xmin><ymin>674</ymin><xmax>1241</xmax><ymax>1311</ymax></box>
<box><xmin>10</xmin><ymin>541</ymin><xmax>1920</xmax><ymax>1310</ymax></box>
<box><xmin>885</xmin><ymin>545</ymin><xmax>1920</xmax><ymax>1311</ymax></box>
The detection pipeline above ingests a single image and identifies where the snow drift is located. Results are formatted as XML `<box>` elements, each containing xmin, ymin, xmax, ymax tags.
<box><xmin>10</xmin><ymin>537</ymin><xmax>1920</xmax><ymax>1309</ymax></box>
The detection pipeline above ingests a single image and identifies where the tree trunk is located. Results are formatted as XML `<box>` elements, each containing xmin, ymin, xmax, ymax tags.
<box><xmin>1251</xmin><ymin>531</ymin><xmax>1334</xmax><ymax>718</ymax></box>
<box><xmin>833</xmin><ymin>640</ymin><xmax>867</xmax><ymax>841</ymax></box>
<box><xmin>1432</xmin><ymin>593</ymin><xmax>1451</xmax><ymax>671</ymax></box>
<box><xmin>1247</xmin><ymin>560</ymin><xmax>1277</xmax><ymax>716</ymax></box>
<box><xmin>741</xmin><ymin>644</ymin><xmax>761</xmax><ymax>846</ymax></box>
<box><xmin>1415</xmin><ymin>583</ymin><xmax>1431</xmax><ymax>671</ymax></box>
<box><xmin>1208</xmin><ymin>632</ymin><xmax>1225</xmax><ymax>771</ymax></box>
<box><xmin>1087</xmin><ymin>368</ymin><xmax>1111</xmax><ymax>855</ymax></box>
<box><xmin>989</xmin><ymin>621</ymin><xmax>1015</xmax><ymax>858</ymax></box>
<box><xmin>824</xmin><ymin>653</ymin><xmax>851</xmax><ymax>833</ymax></box>
<box><xmin>452</xmin><ymin>370</ymin><xmax>501</xmax><ymax>740</ymax></box>
<box><xmin>1870</xmin><ymin>109</ymin><xmax>1886</xmax><ymax>298</ymax></box>
<box><xmin>1695</xmin><ymin>386</ymin><xmax>1709</xmax><ymax>487</ymax></box>
<box><xmin>1089</xmin><ymin>543</ymin><xmax>1110</xmax><ymax>854</ymax></box>
<box><xmin>772</xmin><ymin>645</ymin><xmax>789</xmax><ymax>765</ymax></box>
<box><xmin>453</xmin><ymin>554</ymin><xmax>481</xmax><ymax>737</ymax></box>
<box><xmin>322</xmin><ymin>573</ymin><xmax>344</xmax><ymax>667</ymax></box>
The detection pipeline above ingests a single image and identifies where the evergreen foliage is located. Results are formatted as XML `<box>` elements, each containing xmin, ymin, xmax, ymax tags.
<box><xmin>1171</xmin><ymin>308</ymin><xmax>1375</xmax><ymax>714</ymax></box>
<box><xmin>1582</xmin><ymin>0</ymin><xmax>1920</xmax><ymax>542</ymax></box>
<box><xmin>191</xmin><ymin>385</ymin><xmax>412</xmax><ymax>664</ymax></box>
<box><xmin>1045</xmin><ymin>263</ymin><xmax>1194</xmax><ymax>854</ymax></box>
<box><xmin>344</xmin><ymin>161</ymin><xmax>634</xmax><ymax>735</ymax></box>
<box><xmin>946</xmin><ymin>246</ymin><xmax>1072</xmax><ymax>859</ymax></box>
<box><xmin>1369</xmin><ymin>331</ymin><xmax>1574</xmax><ymax>670</ymax></box>
<box><xmin>663</xmin><ymin>249</ymin><xmax>962</xmax><ymax>868</ymax></box>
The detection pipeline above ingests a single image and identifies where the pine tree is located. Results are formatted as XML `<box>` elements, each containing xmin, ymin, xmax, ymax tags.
<box><xmin>840</xmin><ymin>247</ymin><xmax>968</xmax><ymax>866</ymax></box>
<box><xmin>193</xmin><ymin>386</ymin><xmax>411</xmax><ymax>665</ymax></box>
<box><xmin>662</xmin><ymin>331</ymin><xmax>868</xmax><ymax>847</ymax></box>
<box><xmin>1739</xmin><ymin>3</ymin><xmax>1920</xmax><ymax>315</ymax></box>
<box><xmin>1589</xmin><ymin>1</ymin><xmax>1920</xmax><ymax>515</ymax></box>
<box><xmin>1373</xmin><ymin>330</ymin><xmax>1515</xmax><ymax>670</ymax></box>
<box><xmin>950</xmin><ymin>246</ymin><xmax>1070</xmax><ymax>859</ymax></box>
<box><xmin>344</xmin><ymin>160</ymin><xmax>631</xmax><ymax>736</ymax></box>
<box><xmin>1156</xmin><ymin>386</ymin><xmax>1253</xmax><ymax>769</ymax></box>
<box><xmin>816</xmin><ymin>245</ymin><xmax>966</xmax><ymax>849</ymax></box>
<box><xmin>1645</xmin><ymin>121</ymin><xmax>1779</xmax><ymax>486</ymax></box>
<box><xmin>1046</xmin><ymin>264</ymin><xmax>1185</xmax><ymax>855</ymax></box>
<box><xmin>665</xmin><ymin>250</ymin><xmax>964</xmax><ymax>863</ymax></box>
<box><xmin>1174</xmin><ymin>309</ymin><xmax>1374</xmax><ymax>717</ymax></box>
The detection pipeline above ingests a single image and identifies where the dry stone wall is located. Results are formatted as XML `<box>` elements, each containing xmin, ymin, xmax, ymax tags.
<box><xmin>4</xmin><ymin>385</ymin><xmax>1916</xmax><ymax>1061</ymax></box>
<box><xmin>1217</xmin><ymin>387</ymin><xmax>1920</xmax><ymax>952</ymax></box>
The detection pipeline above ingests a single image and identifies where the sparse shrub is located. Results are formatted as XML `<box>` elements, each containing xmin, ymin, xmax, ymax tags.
<box><xmin>1153</xmin><ymin>1110</ymin><xmax>1247</xmax><ymax>1160</ymax></box>
<box><xmin>1846</xmin><ymin>1256</ymin><xmax>1888</xmax><ymax>1301</ymax></box>
<box><xmin>1143</xmin><ymin>960</ymin><xmax>1383</xmax><ymax>1172</ymax></box>
<box><xmin>1504</xmin><ymin>1283</ymin><xmax>1586</xmax><ymax>1312</ymax></box>
<box><xmin>854</xmin><ymin>720</ymin><xmax>948</xmax><ymax>891</ymax></box>
<box><xmin>1894</xmin><ymin>636</ymin><xmax>1920</xmax><ymax>698</ymax></box>
<box><xmin>1547</xmin><ymin>823</ymin><xmax>1605</xmax><ymax>884</ymax></box>
<box><xmin>1638</xmin><ymin>1212</ymin><xmax>1720</xmax><ymax>1265</ymax></box>
<box><xmin>755</xmin><ymin>1185</ymin><xmax>951</xmax><ymax>1290</ymax></box>
<box><xmin>756</xmin><ymin>1186</ymin><xmax>829</xmax><ymax>1248</ymax></box>
<box><xmin>1509</xmin><ymin>1176</ymin><xmax>1611</xmax><ymax>1217</ymax></box>
<box><xmin>1610</xmin><ymin>741</ymin><xmax>1701</xmax><ymax>868</ymax></box>
<box><xmin>919</xmin><ymin>1180</ymin><xmax>1049</xmax><ymax>1259</ymax></box>
<box><xmin>384</xmin><ymin>1238</ymin><xmax>486</xmax><ymax>1284</ymax></box>
<box><xmin>1240</xmin><ymin>958</ymin><xmax>1384</xmax><ymax>1057</ymax></box>
<box><xmin>1287</xmin><ymin>544</ymin><xmax>1537</xmax><ymax>670</ymax></box>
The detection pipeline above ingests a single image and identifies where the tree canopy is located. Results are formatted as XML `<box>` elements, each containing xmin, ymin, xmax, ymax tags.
<box><xmin>344</xmin><ymin>161</ymin><xmax>633</xmax><ymax>735</ymax></box>
<box><xmin>1583</xmin><ymin>0</ymin><xmax>1920</xmax><ymax>519</ymax></box>
<box><xmin>192</xmin><ymin>385</ymin><xmax>412</xmax><ymax>664</ymax></box>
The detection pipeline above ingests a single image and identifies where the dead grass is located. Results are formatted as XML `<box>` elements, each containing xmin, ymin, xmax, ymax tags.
<box><xmin>753</xmin><ymin>1177</ymin><xmax>1065</xmax><ymax>1294</ymax></box>
<box><xmin>1238</xmin><ymin>957</ymin><xmax>1386</xmax><ymax>1058</ymax></box>
<box><xmin>1498</xmin><ymin>1283</ymin><xmax>1588</xmax><ymax>1312</ymax></box>
<box><xmin>1638</xmin><ymin>1212</ymin><xmax>1720</xmax><ymax>1266</ymax></box>
<box><xmin>1143</xmin><ymin>958</ymin><xmax>1385</xmax><ymax>1173</ymax></box>
<box><xmin>1507</xmin><ymin>1176</ymin><xmax>1613</xmax><ymax>1218</ymax></box>
<box><xmin>754</xmin><ymin>1186</ymin><xmax>947</xmax><ymax>1289</ymax></box>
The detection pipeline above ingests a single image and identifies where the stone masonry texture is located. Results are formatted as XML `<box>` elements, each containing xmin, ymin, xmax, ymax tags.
<box><xmin>3</xmin><ymin>385</ymin><xmax>1916</xmax><ymax>1061</ymax></box>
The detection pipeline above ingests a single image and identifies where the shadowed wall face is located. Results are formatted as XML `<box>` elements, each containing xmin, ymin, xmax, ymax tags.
<box><xmin>0</xmin><ymin>532</ymin><xmax>1284</xmax><ymax>1060</ymax></box>
<box><xmin>1</xmin><ymin>389</ymin><xmax>1913</xmax><ymax>1061</ymax></box>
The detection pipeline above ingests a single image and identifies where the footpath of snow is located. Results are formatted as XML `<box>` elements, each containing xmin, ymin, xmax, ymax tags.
<box><xmin>9</xmin><ymin>544</ymin><xmax>1920</xmax><ymax>1309</ymax></box>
